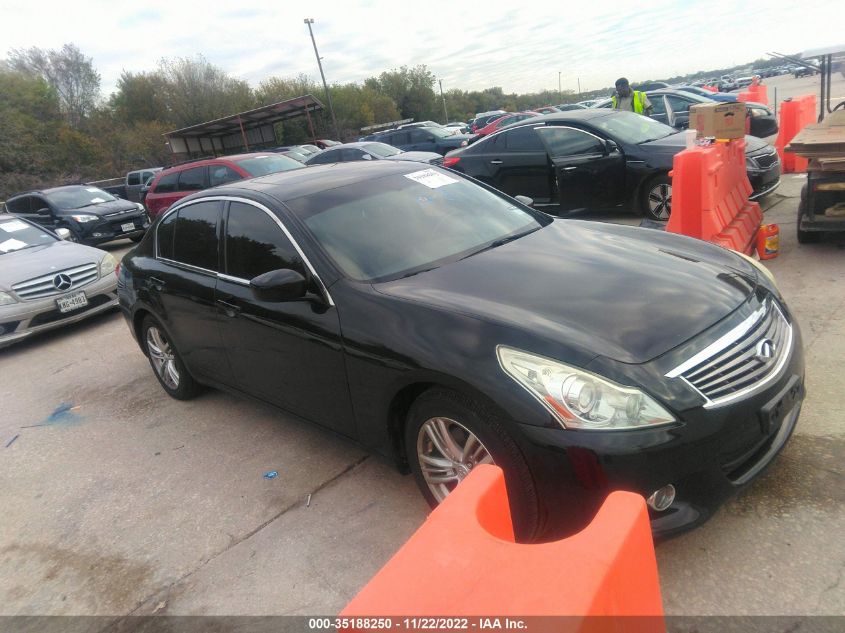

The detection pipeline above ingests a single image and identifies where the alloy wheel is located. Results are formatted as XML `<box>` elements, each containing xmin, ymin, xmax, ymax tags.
<box><xmin>648</xmin><ymin>182</ymin><xmax>672</xmax><ymax>220</ymax></box>
<box><xmin>146</xmin><ymin>326</ymin><xmax>180</xmax><ymax>390</ymax></box>
<box><xmin>416</xmin><ymin>417</ymin><xmax>493</xmax><ymax>502</ymax></box>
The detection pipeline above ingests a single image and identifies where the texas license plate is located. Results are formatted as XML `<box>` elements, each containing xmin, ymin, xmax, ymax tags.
<box><xmin>56</xmin><ymin>291</ymin><xmax>88</xmax><ymax>313</ymax></box>
<box><xmin>121</xmin><ymin>222</ymin><xmax>136</xmax><ymax>232</ymax></box>
<box><xmin>758</xmin><ymin>375</ymin><xmax>802</xmax><ymax>435</ymax></box>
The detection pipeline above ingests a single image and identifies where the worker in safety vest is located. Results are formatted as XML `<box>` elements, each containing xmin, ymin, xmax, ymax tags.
<box><xmin>610</xmin><ymin>77</ymin><xmax>653</xmax><ymax>116</ymax></box>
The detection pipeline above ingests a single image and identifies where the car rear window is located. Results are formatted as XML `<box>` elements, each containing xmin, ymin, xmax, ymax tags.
<box><xmin>234</xmin><ymin>155</ymin><xmax>305</xmax><ymax>177</ymax></box>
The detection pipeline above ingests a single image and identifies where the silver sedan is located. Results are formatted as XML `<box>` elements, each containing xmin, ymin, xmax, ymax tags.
<box><xmin>0</xmin><ymin>214</ymin><xmax>118</xmax><ymax>348</ymax></box>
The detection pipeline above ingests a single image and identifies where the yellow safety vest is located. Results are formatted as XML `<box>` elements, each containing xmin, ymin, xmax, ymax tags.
<box><xmin>611</xmin><ymin>91</ymin><xmax>646</xmax><ymax>114</ymax></box>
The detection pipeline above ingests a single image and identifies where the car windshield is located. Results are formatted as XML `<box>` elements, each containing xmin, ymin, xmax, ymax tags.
<box><xmin>290</xmin><ymin>169</ymin><xmax>548</xmax><ymax>282</ymax></box>
<box><xmin>234</xmin><ymin>154</ymin><xmax>305</xmax><ymax>176</ymax></box>
<box><xmin>591</xmin><ymin>111</ymin><xmax>677</xmax><ymax>144</ymax></box>
<box><xmin>45</xmin><ymin>187</ymin><xmax>117</xmax><ymax>210</ymax></box>
<box><xmin>363</xmin><ymin>143</ymin><xmax>402</xmax><ymax>157</ymax></box>
<box><xmin>425</xmin><ymin>127</ymin><xmax>454</xmax><ymax>139</ymax></box>
<box><xmin>0</xmin><ymin>218</ymin><xmax>56</xmax><ymax>254</ymax></box>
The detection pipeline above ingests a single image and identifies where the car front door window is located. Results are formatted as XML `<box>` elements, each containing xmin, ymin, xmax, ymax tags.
<box><xmin>216</xmin><ymin>200</ymin><xmax>352</xmax><ymax>432</ymax></box>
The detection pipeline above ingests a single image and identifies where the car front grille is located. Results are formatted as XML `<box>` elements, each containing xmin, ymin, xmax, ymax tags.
<box><xmin>667</xmin><ymin>300</ymin><xmax>792</xmax><ymax>407</ymax></box>
<box><xmin>12</xmin><ymin>263</ymin><xmax>99</xmax><ymax>300</ymax></box>
<box><xmin>751</xmin><ymin>150</ymin><xmax>779</xmax><ymax>170</ymax></box>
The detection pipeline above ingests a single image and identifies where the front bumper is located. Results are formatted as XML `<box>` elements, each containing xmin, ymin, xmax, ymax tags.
<box><xmin>513</xmin><ymin>313</ymin><xmax>804</xmax><ymax>539</ymax></box>
<box><xmin>77</xmin><ymin>212</ymin><xmax>150</xmax><ymax>245</ymax></box>
<box><xmin>748</xmin><ymin>152</ymin><xmax>782</xmax><ymax>200</ymax></box>
<box><xmin>0</xmin><ymin>274</ymin><xmax>119</xmax><ymax>348</ymax></box>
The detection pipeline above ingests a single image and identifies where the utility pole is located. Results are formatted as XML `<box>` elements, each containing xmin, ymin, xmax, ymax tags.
<box><xmin>439</xmin><ymin>79</ymin><xmax>448</xmax><ymax>123</ymax></box>
<box><xmin>558</xmin><ymin>71</ymin><xmax>562</xmax><ymax>102</ymax></box>
<box><xmin>304</xmin><ymin>18</ymin><xmax>340</xmax><ymax>140</ymax></box>
<box><xmin>577</xmin><ymin>77</ymin><xmax>581</xmax><ymax>95</ymax></box>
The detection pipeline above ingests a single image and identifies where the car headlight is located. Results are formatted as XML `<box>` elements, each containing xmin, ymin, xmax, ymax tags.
<box><xmin>0</xmin><ymin>291</ymin><xmax>16</xmax><ymax>306</ymax></box>
<box><xmin>735</xmin><ymin>250</ymin><xmax>780</xmax><ymax>295</ymax></box>
<box><xmin>746</xmin><ymin>157</ymin><xmax>757</xmax><ymax>170</ymax></box>
<box><xmin>135</xmin><ymin>203</ymin><xmax>145</xmax><ymax>212</ymax></box>
<box><xmin>71</xmin><ymin>214</ymin><xmax>98</xmax><ymax>223</ymax></box>
<box><xmin>99</xmin><ymin>253</ymin><xmax>117</xmax><ymax>276</ymax></box>
<box><xmin>497</xmin><ymin>346</ymin><xmax>676</xmax><ymax>430</ymax></box>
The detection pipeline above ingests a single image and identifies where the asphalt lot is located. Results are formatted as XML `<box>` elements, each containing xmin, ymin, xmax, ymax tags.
<box><xmin>2</xmin><ymin>77</ymin><xmax>844</xmax><ymax>619</ymax></box>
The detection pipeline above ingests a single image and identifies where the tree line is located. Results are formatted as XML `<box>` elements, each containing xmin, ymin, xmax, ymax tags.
<box><xmin>1</xmin><ymin>43</ymin><xmax>605</xmax><ymax>199</ymax></box>
<box><xmin>0</xmin><ymin>42</ymin><xmax>781</xmax><ymax>200</ymax></box>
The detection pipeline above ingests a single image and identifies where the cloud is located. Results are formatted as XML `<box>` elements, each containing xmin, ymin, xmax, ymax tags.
<box><xmin>2</xmin><ymin>0</ymin><xmax>840</xmax><ymax>98</ymax></box>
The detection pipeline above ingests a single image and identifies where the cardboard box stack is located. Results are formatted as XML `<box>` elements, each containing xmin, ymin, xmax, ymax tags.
<box><xmin>689</xmin><ymin>102</ymin><xmax>746</xmax><ymax>140</ymax></box>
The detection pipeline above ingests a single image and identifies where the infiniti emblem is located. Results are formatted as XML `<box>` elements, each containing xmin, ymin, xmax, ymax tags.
<box><xmin>755</xmin><ymin>338</ymin><xmax>776</xmax><ymax>362</ymax></box>
<box><xmin>53</xmin><ymin>273</ymin><xmax>73</xmax><ymax>291</ymax></box>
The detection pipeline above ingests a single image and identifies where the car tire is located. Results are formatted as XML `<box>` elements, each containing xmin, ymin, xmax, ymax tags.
<box><xmin>796</xmin><ymin>197</ymin><xmax>821</xmax><ymax>244</ymax></box>
<box><xmin>641</xmin><ymin>173</ymin><xmax>672</xmax><ymax>221</ymax></box>
<box><xmin>404</xmin><ymin>387</ymin><xmax>540</xmax><ymax>541</ymax></box>
<box><xmin>141</xmin><ymin>316</ymin><xmax>201</xmax><ymax>400</ymax></box>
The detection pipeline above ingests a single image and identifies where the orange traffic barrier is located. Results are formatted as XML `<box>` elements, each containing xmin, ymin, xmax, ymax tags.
<box><xmin>341</xmin><ymin>465</ymin><xmax>664</xmax><ymax>631</ymax></box>
<box><xmin>746</xmin><ymin>84</ymin><xmax>768</xmax><ymax>105</ymax></box>
<box><xmin>667</xmin><ymin>139</ymin><xmax>763</xmax><ymax>255</ymax></box>
<box><xmin>737</xmin><ymin>91</ymin><xmax>753</xmax><ymax>103</ymax></box>
<box><xmin>775</xmin><ymin>95</ymin><xmax>817</xmax><ymax>173</ymax></box>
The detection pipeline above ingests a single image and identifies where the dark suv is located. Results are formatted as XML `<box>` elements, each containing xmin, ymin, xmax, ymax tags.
<box><xmin>369</xmin><ymin>126</ymin><xmax>471</xmax><ymax>155</ymax></box>
<box><xmin>4</xmin><ymin>185</ymin><xmax>150</xmax><ymax>245</ymax></box>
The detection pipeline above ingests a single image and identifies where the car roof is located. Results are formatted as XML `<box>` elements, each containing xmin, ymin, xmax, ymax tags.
<box><xmin>158</xmin><ymin>152</ymin><xmax>283</xmax><ymax>174</ymax></box>
<box><xmin>208</xmin><ymin>160</ymin><xmax>435</xmax><ymax>204</ymax></box>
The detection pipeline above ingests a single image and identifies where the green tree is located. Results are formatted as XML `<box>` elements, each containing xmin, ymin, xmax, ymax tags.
<box><xmin>109</xmin><ymin>71</ymin><xmax>170</xmax><ymax>125</ymax></box>
<box><xmin>366</xmin><ymin>65</ymin><xmax>437</xmax><ymax>121</ymax></box>
<box><xmin>156</xmin><ymin>55</ymin><xmax>255</xmax><ymax>128</ymax></box>
<box><xmin>8</xmin><ymin>43</ymin><xmax>101</xmax><ymax>128</ymax></box>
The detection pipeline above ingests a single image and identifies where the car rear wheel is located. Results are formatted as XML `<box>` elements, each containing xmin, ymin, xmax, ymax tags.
<box><xmin>404</xmin><ymin>388</ymin><xmax>540</xmax><ymax>541</ymax></box>
<box><xmin>642</xmin><ymin>174</ymin><xmax>672</xmax><ymax>221</ymax></box>
<box><xmin>796</xmin><ymin>197</ymin><xmax>821</xmax><ymax>244</ymax></box>
<box><xmin>142</xmin><ymin>316</ymin><xmax>201</xmax><ymax>400</ymax></box>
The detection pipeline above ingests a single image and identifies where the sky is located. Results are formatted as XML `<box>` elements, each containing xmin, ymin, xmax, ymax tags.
<box><xmin>2</xmin><ymin>0</ymin><xmax>841</xmax><ymax>98</ymax></box>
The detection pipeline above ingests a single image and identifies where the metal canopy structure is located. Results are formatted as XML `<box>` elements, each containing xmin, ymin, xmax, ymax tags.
<box><xmin>164</xmin><ymin>95</ymin><xmax>324</xmax><ymax>157</ymax></box>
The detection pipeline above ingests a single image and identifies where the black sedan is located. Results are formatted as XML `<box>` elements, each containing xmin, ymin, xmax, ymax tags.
<box><xmin>443</xmin><ymin>110</ymin><xmax>780</xmax><ymax>220</ymax></box>
<box><xmin>118</xmin><ymin>161</ymin><xmax>803</xmax><ymax>541</ymax></box>
<box><xmin>4</xmin><ymin>185</ymin><xmax>150</xmax><ymax>245</ymax></box>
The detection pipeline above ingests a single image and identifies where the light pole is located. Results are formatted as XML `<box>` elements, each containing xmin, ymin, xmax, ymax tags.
<box><xmin>439</xmin><ymin>79</ymin><xmax>448</xmax><ymax>123</ymax></box>
<box><xmin>304</xmin><ymin>18</ymin><xmax>340</xmax><ymax>140</ymax></box>
<box><xmin>558</xmin><ymin>71</ymin><xmax>562</xmax><ymax>102</ymax></box>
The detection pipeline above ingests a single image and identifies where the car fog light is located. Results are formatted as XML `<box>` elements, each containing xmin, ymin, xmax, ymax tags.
<box><xmin>93</xmin><ymin>233</ymin><xmax>104</xmax><ymax>237</ymax></box>
<box><xmin>647</xmin><ymin>484</ymin><xmax>675</xmax><ymax>511</ymax></box>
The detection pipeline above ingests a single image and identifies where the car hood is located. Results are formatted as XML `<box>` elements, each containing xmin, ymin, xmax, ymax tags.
<box><xmin>376</xmin><ymin>220</ymin><xmax>758</xmax><ymax>364</ymax></box>
<box><xmin>61</xmin><ymin>198</ymin><xmax>140</xmax><ymax>216</ymax></box>
<box><xmin>641</xmin><ymin>131</ymin><xmax>769</xmax><ymax>155</ymax></box>
<box><xmin>0</xmin><ymin>241</ymin><xmax>105</xmax><ymax>290</ymax></box>
<box><xmin>385</xmin><ymin>152</ymin><xmax>442</xmax><ymax>162</ymax></box>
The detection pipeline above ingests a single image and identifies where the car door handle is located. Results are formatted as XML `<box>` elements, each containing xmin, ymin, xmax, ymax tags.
<box><xmin>490</xmin><ymin>159</ymin><xmax>503</xmax><ymax>165</ymax></box>
<box><xmin>149</xmin><ymin>276</ymin><xmax>166</xmax><ymax>290</ymax></box>
<box><xmin>217</xmin><ymin>300</ymin><xmax>241</xmax><ymax>318</ymax></box>
<box><xmin>562</xmin><ymin>166</ymin><xmax>578</xmax><ymax>171</ymax></box>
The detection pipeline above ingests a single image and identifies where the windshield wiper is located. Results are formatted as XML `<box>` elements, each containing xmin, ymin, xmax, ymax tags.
<box><xmin>463</xmin><ymin>230</ymin><xmax>534</xmax><ymax>259</ymax></box>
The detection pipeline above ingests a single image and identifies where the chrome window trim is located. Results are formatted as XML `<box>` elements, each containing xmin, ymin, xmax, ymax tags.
<box><xmin>155</xmin><ymin>196</ymin><xmax>334</xmax><ymax>306</ymax></box>
<box><xmin>667</xmin><ymin>301</ymin><xmax>794</xmax><ymax>409</ymax></box>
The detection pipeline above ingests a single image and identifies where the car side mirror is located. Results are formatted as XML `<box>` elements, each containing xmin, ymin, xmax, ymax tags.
<box><xmin>427</xmin><ymin>136</ymin><xmax>435</xmax><ymax>142</ymax></box>
<box><xmin>36</xmin><ymin>207</ymin><xmax>51</xmax><ymax>216</ymax></box>
<box><xmin>249</xmin><ymin>268</ymin><xmax>308</xmax><ymax>302</ymax></box>
<box><xmin>673</xmin><ymin>115</ymin><xmax>690</xmax><ymax>129</ymax></box>
<box><xmin>604</xmin><ymin>140</ymin><xmax>619</xmax><ymax>154</ymax></box>
<box><xmin>514</xmin><ymin>195</ymin><xmax>534</xmax><ymax>208</ymax></box>
<box><xmin>55</xmin><ymin>228</ymin><xmax>72</xmax><ymax>240</ymax></box>
<box><xmin>362</xmin><ymin>154</ymin><xmax>373</xmax><ymax>160</ymax></box>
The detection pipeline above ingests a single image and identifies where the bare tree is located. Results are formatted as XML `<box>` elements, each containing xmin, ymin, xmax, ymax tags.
<box><xmin>9</xmin><ymin>43</ymin><xmax>101</xmax><ymax>127</ymax></box>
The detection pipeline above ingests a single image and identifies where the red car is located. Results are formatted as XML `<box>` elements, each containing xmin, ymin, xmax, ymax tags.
<box><xmin>144</xmin><ymin>153</ymin><xmax>304</xmax><ymax>218</ymax></box>
<box><xmin>473</xmin><ymin>112</ymin><xmax>541</xmax><ymax>139</ymax></box>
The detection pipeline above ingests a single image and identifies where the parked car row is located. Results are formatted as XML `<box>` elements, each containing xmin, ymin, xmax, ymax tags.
<box><xmin>442</xmin><ymin>110</ymin><xmax>780</xmax><ymax>221</ymax></box>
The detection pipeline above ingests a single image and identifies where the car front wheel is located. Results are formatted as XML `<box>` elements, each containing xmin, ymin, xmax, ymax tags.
<box><xmin>641</xmin><ymin>174</ymin><xmax>672</xmax><ymax>221</ymax></box>
<box><xmin>141</xmin><ymin>316</ymin><xmax>201</xmax><ymax>400</ymax></box>
<box><xmin>404</xmin><ymin>388</ymin><xmax>540</xmax><ymax>541</ymax></box>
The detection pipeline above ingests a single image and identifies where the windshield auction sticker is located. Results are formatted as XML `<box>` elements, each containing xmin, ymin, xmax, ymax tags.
<box><xmin>404</xmin><ymin>169</ymin><xmax>459</xmax><ymax>189</ymax></box>
<box><xmin>0</xmin><ymin>238</ymin><xmax>27</xmax><ymax>252</ymax></box>
<box><xmin>0</xmin><ymin>220</ymin><xmax>29</xmax><ymax>233</ymax></box>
